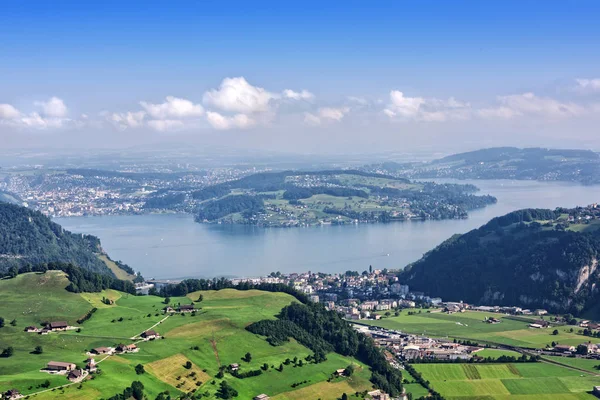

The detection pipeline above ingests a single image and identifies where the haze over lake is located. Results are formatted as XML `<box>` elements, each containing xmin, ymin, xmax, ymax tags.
<box><xmin>56</xmin><ymin>180</ymin><xmax>600</xmax><ymax>279</ymax></box>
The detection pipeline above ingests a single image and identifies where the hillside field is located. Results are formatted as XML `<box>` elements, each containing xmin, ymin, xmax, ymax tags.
<box><xmin>414</xmin><ymin>362</ymin><xmax>600</xmax><ymax>399</ymax></box>
<box><xmin>362</xmin><ymin>309</ymin><xmax>590</xmax><ymax>348</ymax></box>
<box><xmin>0</xmin><ymin>272</ymin><xmax>381</xmax><ymax>399</ymax></box>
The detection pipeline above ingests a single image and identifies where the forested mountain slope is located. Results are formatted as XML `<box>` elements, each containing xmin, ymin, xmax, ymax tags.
<box><xmin>400</xmin><ymin>208</ymin><xmax>600</xmax><ymax>314</ymax></box>
<box><xmin>0</xmin><ymin>203</ymin><xmax>112</xmax><ymax>275</ymax></box>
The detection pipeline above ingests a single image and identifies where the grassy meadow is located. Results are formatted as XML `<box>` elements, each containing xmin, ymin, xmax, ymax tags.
<box><xmin>415</xmin><ymin>362</ymin><xmax>600</xmax><ymax>399</ymax></box>
<box><xmin>0</xmin><ymin>272</ymin><xmax>374</xmax><ymax>399</ymax></box>
<box><xmin>362</xmin><ymin>309</ymin><xmax>590</xmax><ymax>348</ymax></box>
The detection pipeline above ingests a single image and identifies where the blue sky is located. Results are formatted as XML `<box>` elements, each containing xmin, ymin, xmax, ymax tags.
<box><xmin>1</xmin><ymin>1</ymin><xmax>599</xmax><ymax>153</ymax></box>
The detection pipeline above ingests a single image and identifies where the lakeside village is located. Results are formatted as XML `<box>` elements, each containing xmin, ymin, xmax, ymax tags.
<box><xmin>140</xmin><ymin>267</ymin><xmax>600</xmax><ymax>366</ymax></box>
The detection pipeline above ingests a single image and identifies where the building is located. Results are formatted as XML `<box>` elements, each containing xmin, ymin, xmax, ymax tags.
<box><xmin>46</xmin><ymin>321</ymin><xmax>68</xmax><ymax>331</ymax></box>
<box><xmin>593</xmin><ymin>386</ymin><xmax>600</xmax><ymax>397</ymax></box>
<box><xmin>24</xmin><ymin>326</ymin><xmax>39</xmax><ymax>333</ymax></box>
<box><xmin>554</xmin><ymin>344</ymin><xmax>576</xmax><ymax>353</ymax></box>
<box><xmin>253</xmin><ymin>395</ymin><xmax>270</xmax><ymax>400</ymax></box>
<box><xmin>178</xmin><ymin>304</ymin><xmax>197</xmax><ymax>312</ymax></box>
<box><xmin>230</xmin><ymin>363</ymin><xmax>240</xmax><ymax>371</ymax></box>
<box><xmin>91</xmin><ymin>347</ymin><xmax>112</xmax><ymax>355</ymax></box>
<box><xmin>335</xmin><ymin>368</ymin><xmax>346</xmax><ymax>377</ymax></box>
<box><xmin>309</xmin><ymin>294</ymin><xmax>319</xmax><ymax>303</ymax></box>
<box><xmin>3</xmin><ymin>389</ymin><xmax>21</xmax><ymax>400</ymax></box>
<box><xmin>367</xmin><ymin>389</ymin><xmax>390</xmax><ymax>400</ymax></box>
<box><xmin>47</xmin><ymin>361</ymin><xmax>76</xmax><ymax>371</ymax></box>
<box><xmin>116</xmin><ymin>343</ymin><xmax>137</xmax><ymax>353</ymax></box>
<box><xmin>67</xmin><ymin>369</ymin><xmax>83</xmax><ymax>382</ymax></box>
<box><xmin>141</xmin><ymin>330</ymin><xmax>159</xmax><ymax>340</ymax></box>
<box><xmin>86</xmin><ymin>357</ymin><xmax>97</xmax><ymax>372</ymax></box>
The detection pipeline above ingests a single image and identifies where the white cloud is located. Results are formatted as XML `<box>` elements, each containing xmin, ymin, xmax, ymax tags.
<box><xmin>0</xmin><ymin>104</ymin><xmax>21</xmax><ymax>119</ymax></box>
<box><xmin>304</xmin><ymin>107</ymin><xmax>350</xmax><ymax>125</ymax></box>
<box><xmin>34</xmin><ymin>97</ymin><xmax>68</xmax><ymax>118</ymax></box>
<box><xmin>384</xmin><ymin>91</ymin><xmax>470</xmax><ymax>122</ymax></box>
<box><xmin>109</xmin><ymin>111</ymin><xmax>146</xmax><ymax>130</ymax></box>
<box><xmin>140</xmin><ymin>96</ymin><xmax>204</xmax><ymax>119</ymax></box>
<box><xmin>147</xmin><ymin>119</ymin><xmax>185</xmax><ymax>132</ymax></box>
<box><xmin>347</xmin><ymin>96</ymin><xmax>368</xmax><ymax>105</ymax></box>
<box><xmin>203</xmin><ymin>77</ymin><xmax>277</xmax><ymax>113</ymax></box>
<box><xmin>206</xmin><ymin>111</ymin><xmax>254</xmax><ymax>130</ymax></box>
<box><xmin>479</xmin><ymin>92</ymin><xmax>585</xmax><ymax>119</ymax></box>
<box><xmin>575</xmin><ymin>78</ymin><xmax>600</xmax><ymax>93</ymax></box>
<box><xmin>282</xmin><ymin>89</ymin><xmax>314</xmax><ymax>101</ymax></box>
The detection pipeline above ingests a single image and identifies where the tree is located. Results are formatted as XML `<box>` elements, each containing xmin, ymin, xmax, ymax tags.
<box><xmin>197</xmin><ymin>294</ymin><xmax>204</xmax><ymax>302</ymax></box>
<box><xmin>184</xmin><ymin>361</ymin><xmax>192</xmax><ymax>369</ymax></box>
<box><xmin>216</xmin><ymin>380</ymin><xmax>238</xmax><ymax>399</ymax></box>
<box><xmin>135</xmin><ymin>364</ymin><xmax>145</xmax><ymax>375</ymax></box>
<box><xmin>34</xmin><ymin>345</ymin><xmax>43</xmax><ymax>354</ymax></box>
<box><xmin>131</xmin><ymin>380</ymin><xmax>144</xmax><ymax>400</ymax></box>
<box><xmin>1</xmin><ymin>346</ymin><xmax>14</xmax><ymax>357</ymax></box>
<box><xmin>576</xmin><ymin>344</ymin><xmax>589</xmax><ymax>355</ymax></box>
<box><xmin>344</xmin><ymin>364</ymin><xmax>355</xmax><ymax>377</ymax></box>
<box><xmin>552</xmin><ymin>329</ymin><xmax>559</xmax><ymax>335</ymax></box>
<box><xmin>10</xmin><ymin>319</ymin><xmax>16</xmax><ymax>326</ymax></box>
<box><xmin>163</xmin><ymin>297</ymin><xmax>171</xmax><ymax>305</ymax></box>
<box><xmin>341</xmin><ymin>394</ymin><xmax>348</xmax><ymax>400</ymax></box>
<box><xmin>0</xmin><ymin>317</ymin><xmax>4</xmax><ymax>328</ymax></box>
<box><xmin>243</xmin><ymin>352</ymin><xmax>252</xmax><ymax>362</ymax></box>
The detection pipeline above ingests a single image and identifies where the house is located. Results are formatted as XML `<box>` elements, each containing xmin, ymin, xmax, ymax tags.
<box><xmin>335</xmin><ymin>368</ymin><xmax>346</xmax><ymax>377</ymax></box>
<box><xmin>230</xmin><ymin>363</ymin><xmax>240</xmax><ymax>371</ymax></box>
<box><xmin>529</xmin><ymin>323</ymin><xmax>544</xmax><ymax>329</ymax></box>
<box><xmin>24</xmin><ymin>326</ymin><xmax>39</xmax><ymax>333</ymax></box>
<box><xmin>367</xmin><ymin>389</ymin><xmax>390</xmax><ymax>400</ymax></box>
<box><xmin>253</xmin><ymin>395</ymin><xmax>270</xmax><ymax>400</ymax></box>
<box><xmin>47</xmin><ymin>361</ymin><xmax>76</xmax><ymax>371</ymax></box>
<box><xmin>3</xmin><ymin>389</ymin><xmax>21</xmax><ymax>400</ymax></box>
<box><xmin>47</xmin><ymin>321</ymin><xmax>69</xmax><ymax>331</ymax></box>
<box><xmin>141</xmin><ymin>330</ymin><xmax>158</xmax><ymax>340</ymax></box>
<box><xmin>533</xmin><ymin>320</ymin><xmax>550</xmax><ymax>328</ymax></box>
<box><xmin>91</xmin><ymin>347</ymin><xmax>112</xmax><ymax>355</ymax></box>
<box><xmin>593</xmin><ymin>386</ymin><xmax>600</xmax><ymax>397</ymax></box>
<box><xmin>86</xmin><ymin>358</ymin><xmax>97</xmax><ymax>372</ymax></box>
<box><xmin>402</xmin><ymin>345</ymin><xmax>421</xmax><ymax>360</ymax></box>
<box><xmin>554</xmin><ymin>344</ymin><xmax>576</xmax><ymax>353</ymax></box>
<box><xmin>178</xmin><ymin>304</ymin><xmax>197</xmax><ymax>312</ymax></box>
<box><xmin>67</xmin><ymin>369</ymin><xmax>83</xmax><ymax>382</ymax></box>
<box><xmin>116</xmin><ymin>343</ymin><xmax>137</xmax><ymax>353</ymax></box>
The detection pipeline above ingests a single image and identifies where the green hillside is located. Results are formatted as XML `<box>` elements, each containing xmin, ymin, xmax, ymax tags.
<box><xmin>400</xmin><ymin>208</ymin><xmax>600</xmax><ymax>315</ymax></box>
<box><xmin>0</xmin><ymin>272</ymin><xmax>376</xmax><ymax>400</ymax></box>
<box><xmin>0</xmin><ymin>203</ymin><xmax>114</xmax><ymax>275</ymax></box>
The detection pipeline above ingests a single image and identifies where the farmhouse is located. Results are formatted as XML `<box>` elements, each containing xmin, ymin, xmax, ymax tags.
<box><xmin>554</xmin><ymin>344</ymin><xmax>576</xmax><ymax>353</ymax></box>
<box><xmin>367</xmin><ymin>389</ymin><xmax>390</xmax><ymax>400</ymax></box>
<box><xmin>3</xmin><ymin>389</ymin><xmax>21</xmax><ymax>400</ymax></box>
<box><xmin>46</xmin><ymin>321</ymin><xmax>69</xmax><ymax>331</ymax></box>
<box><xmin>253</xmin><ymin>395</ymin><xmax>270</xmax><ymax>400</ymax></box>
<box><xmin>116</xmin><ymin>343</ymin><xmax>137</xmax><ymax>353</ymax></box>
<box><xmin>24</xmin><ymin>326</ymin><xmax>39</xmax><ymax>333</ymax></box>
<box><xmin>230</xmin><ymin>363</ymin><xmax>240</xmax><ymax>371</ymax></box>
<box><xmin>67</xmin><ymin>369</ymin><xmax>83</xmax><ymax>382</ymax></box>
<box><xmin>335</xmin><ymin>368</ymin><xmax>346</xmax><ymax>377</ymax></box>
<box><xmin>86</xmin><ymin>357</ymin><xmax>97</xmax><ymax>372</ymax></box>
<box><xmin>46</xmin><ymin>361</ymin><xmax>76</xmax><ymax>371</ymax></box>
<box><xmin>178</xmin><ymin>304</ymin><xmax>197</xmax><ymax>312</ymax></box>
<box><xmin>141</xmin><ymin>330</ymin><xmax>159</xmax><ymax>339</ymax></box>
<box><xmin>91</xmin><ymin>347</ymin><xmax>113</xmax><ymax>355</ymax></box>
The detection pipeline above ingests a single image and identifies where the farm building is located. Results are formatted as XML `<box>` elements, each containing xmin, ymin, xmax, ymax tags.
<box><xmin>47</xmin><ymin>361</ymin><xmax>76</xmax><ymax>371</ymax></box>
<box><xmin>141</xmin><ymin>330</ymin><xmax>159</xmax><ymax>339</ymax></box>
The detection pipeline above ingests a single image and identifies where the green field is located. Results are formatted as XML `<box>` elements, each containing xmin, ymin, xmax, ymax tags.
<box><xmin>0</xmin><ymin>272</ymin><xmax>374</xmax><ymax>399</ymax></box>
<box><xmin>414</xmin><ymin>362</ymin><xmax>600</xmax><ymax>399</ymax></box>
<box><xmin>362</xmin><ymin>309</ymin><xmax>588</xmax><ymax>348</ymax></box>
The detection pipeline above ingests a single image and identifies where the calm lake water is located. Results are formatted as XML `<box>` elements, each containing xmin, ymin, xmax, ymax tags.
<box><xmin>55</xmin><ymin>180</ymin><xmax>600</xmax><ymax>279</ymax></box>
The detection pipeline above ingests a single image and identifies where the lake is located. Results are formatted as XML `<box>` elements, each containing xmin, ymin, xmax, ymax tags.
<box><xmin>55</xmin><ymin>180</ymin><xmax>600</xmax><ymax>279</ymax></box>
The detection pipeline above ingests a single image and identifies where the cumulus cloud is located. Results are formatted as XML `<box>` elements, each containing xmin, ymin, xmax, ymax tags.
<box><xmin>34</xmin><ymin>97</ymin><xmax>68</xmax><ymax>118</ymax></box>
<box><xmin>304</xmin><ymin>107</ymin><xmax>350</xmax><ymax>126</ymax></box>
<box><xmin>479</xmin><ymin>92</ymin><xmax>585</xmax><ymax>119</ymax></box>
<box><xmin>140</xmin><ymin>96</ymin><xmax>204</xmax><ymax>119</ymax></box>
<box><xmin>206</xmin><ymin>111</ymin><xmax>254</xmax><ymax>130</ymax></box>
<box><xmin>384</xmin><ymin>91</ymin><xmax>470</xmax><ymax>122</ymax></box>
<box><xmin>109</xmin><ymin>111</ymin><xmax>146</xmax><ymax>130</ymax></box>
<box><xmin>575</xmin><ymin>78</ymin><xmax>600</xmax><ymax>93</ymax></box>
<box><xmin>282</xmin><ymin>89</ymin><xmax>314</xmax><ymax>101</ymax></box>
<box><xmin>203</xmin><ymin>77</ymin><xmax>277</xmax><ymax>114</ymax></box>
<box><xmin>0</xmin><ymin>104</ymin><xmax>21</xmax><ymax>119</ymax></box>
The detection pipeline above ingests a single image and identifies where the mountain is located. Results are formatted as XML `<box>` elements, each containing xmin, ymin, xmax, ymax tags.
<box><xmin>0</xmin><ymin>190</ymin><xmax>22</xmax><ymax>205</ymax></box>
<box><xmin>366</xmin><ymin>147</ymin><xmax>600</xmax><ymax>185</ymax></box>
<box><xmin>400</xmin><ymin>207</ymin><xmax>600</xmax><ymax>315</ymax></box>
<box><xmin>0</xmin><ymin>202</ymin><xmax>114</xmax><ymax>275</ymax></box>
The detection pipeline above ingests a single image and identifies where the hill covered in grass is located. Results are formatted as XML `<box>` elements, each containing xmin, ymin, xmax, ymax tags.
<box><xmin>400</xmin><ymin>208</ymin><xmax>600</xmax><ymax>315</ymax></box>
<box><xmin>0</xmin><ymin>272</ymin><xmax>382</xmax><ymax>400</ymax></box>
<box><xmin>0</xmin><ymin>203</ymin><xmax>119</xmax><ymax>276</ymax></box>
<box><xmin>367</xmin><ymin>147</ymin><xmax>600</xmax><ymax>185</ymax></box>
<box><xmin>191</xmin><ymin>169</ymin><xmax>496</xmax><ymax>227</ymax></box>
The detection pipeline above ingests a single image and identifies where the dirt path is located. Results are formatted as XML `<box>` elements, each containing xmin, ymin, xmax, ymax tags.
<box><xmin>28</xmin><ymin>371</ymin><xmax>89</xmax><ymax>398</ymax></box>
<box><xmin>210</xmin><ymin>330</ymin><xmax>221</xmax><ymax>366</ymax></box>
